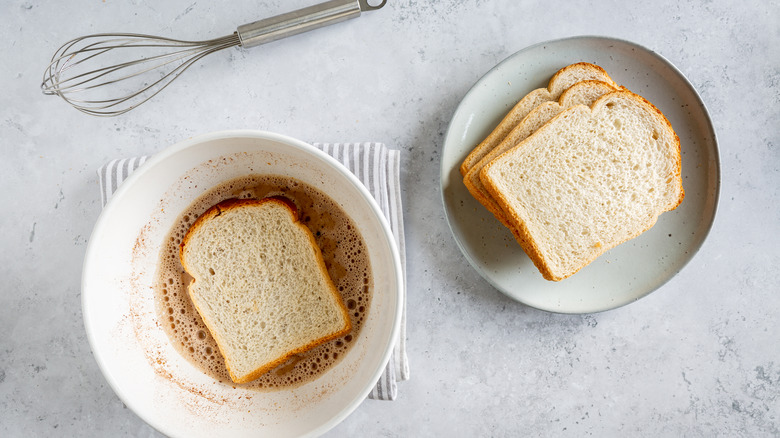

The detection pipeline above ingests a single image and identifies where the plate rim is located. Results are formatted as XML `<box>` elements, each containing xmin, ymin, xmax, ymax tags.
<box><xmin>439</xmin><ymin>35</ymin><xmax>721</xmax><ymax>313</ymax></box>
<box><xmin>81</xmin><ymin>129</ymin><xmax>404</xmax><ymax>437</ymax></box>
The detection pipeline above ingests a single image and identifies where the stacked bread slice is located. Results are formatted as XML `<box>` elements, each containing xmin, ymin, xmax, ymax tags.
<box><xmin>462</xmin><ymin>63</ymin><xmax>684</xmax><ymax>281</ymax></box>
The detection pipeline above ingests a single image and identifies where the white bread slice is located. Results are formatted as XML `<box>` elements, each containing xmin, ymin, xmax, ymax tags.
<box><xmin>459</xmin><ymin>62</ymin><xmax>619</xmax><ymax>176</ymax></box>
<box><xmin>480</xmin><ymin>90</ymin><xmax>684</xmax><ymax>281</ymax></box>
<box><xmin>464</xmin><ymin>80</ymin><xmax>619</xmax><ymax>226</ymax></box>
<box><xmin>179</xmin><ymin>198</ymin><xmax>351</xmax><ymax>383</ymax></box>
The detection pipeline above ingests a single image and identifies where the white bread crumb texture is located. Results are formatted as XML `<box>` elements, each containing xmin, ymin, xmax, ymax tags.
<box><xmin>182</xmin><ymin>200</ymin><xmax>349</xmax><ymax>380</ymax></box>
<box><xmin>483</xmin><ymin>91</ymin><xmax>682</xmax><ymax>278</ymax></box>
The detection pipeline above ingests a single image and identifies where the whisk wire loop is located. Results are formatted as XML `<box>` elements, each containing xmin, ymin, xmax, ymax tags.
<box><xmin>42</xmin><ymin>33</ymin><xmax>241</xmax><ymax>116</ymax></box>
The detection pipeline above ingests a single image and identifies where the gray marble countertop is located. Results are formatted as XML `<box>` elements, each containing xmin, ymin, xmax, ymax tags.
<box><xmin>2</xmin><ymin>0</ymin><xmax>778</xmax><ymax>436</ymax></box>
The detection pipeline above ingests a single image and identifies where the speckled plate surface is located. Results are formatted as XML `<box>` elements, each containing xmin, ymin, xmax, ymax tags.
<box><xmin>440</xmin><ymin>36</ymin><xmax>720</xmax><ymax>313</ymax></box>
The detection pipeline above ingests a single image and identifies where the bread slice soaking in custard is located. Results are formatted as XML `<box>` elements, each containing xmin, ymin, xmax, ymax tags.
<box><xmin>179</xmin><ymin>197</ymin><xmax>351</xmax><ymax>384</ymax></box>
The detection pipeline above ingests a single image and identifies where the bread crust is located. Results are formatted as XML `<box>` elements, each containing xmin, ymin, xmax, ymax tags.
<box><xmin>459</xmin><ymin>62</ymin><xmax>618</xmax><ymax>176</ymax></box>
<box><xmin>179</xmin><ymin>197</ymin><xmax>352</xmax><ymax>384</ymax></box>
<box><xmin>480</xmin><ymin>90</ymin><xmax>684</xmax><ymax>281</ymax></box>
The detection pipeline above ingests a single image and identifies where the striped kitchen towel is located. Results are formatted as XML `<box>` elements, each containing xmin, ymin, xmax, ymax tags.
<box><xmin>97</xmin><ymin>142</ymin><xmax>408</xmax><ymax>401</ymax></box>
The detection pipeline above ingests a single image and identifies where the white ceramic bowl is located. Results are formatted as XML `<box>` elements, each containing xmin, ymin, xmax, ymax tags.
<box><xmin>82</xmin><ymin>130</ymin><xmax>403</xmax><ymax>437</ymax></box>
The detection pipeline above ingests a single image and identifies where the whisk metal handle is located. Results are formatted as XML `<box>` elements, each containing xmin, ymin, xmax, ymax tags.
<box><xmin>237</xmin><ymin>0</ymin><xmax>385</xmax><ymax>49</ymax></box>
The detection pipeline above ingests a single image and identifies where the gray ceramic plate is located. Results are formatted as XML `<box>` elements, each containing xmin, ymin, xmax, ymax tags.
<box><xmin>440</xmin><ymin>36</ymin><xmax>720</xmax><ymax>313</ymax></box>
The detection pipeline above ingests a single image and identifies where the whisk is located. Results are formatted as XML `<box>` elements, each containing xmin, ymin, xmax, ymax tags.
<box><xmin>41</xmin><ymin>0</ymin><xmax>386</xmax><ymax>117</ymax></box>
